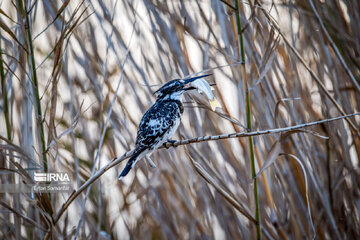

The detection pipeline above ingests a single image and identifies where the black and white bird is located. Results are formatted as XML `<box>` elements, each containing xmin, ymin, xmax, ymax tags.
<box><xmin>119</xmin><ymin>74</ymin><xmax>212</xmax><ymax>180</ymax></box>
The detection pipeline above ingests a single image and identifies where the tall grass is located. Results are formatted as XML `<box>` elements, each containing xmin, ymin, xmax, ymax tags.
<box><xmin>0</xmin><ymin>0</ymin><xmax>359</xmax><ymax>239</ymax></box>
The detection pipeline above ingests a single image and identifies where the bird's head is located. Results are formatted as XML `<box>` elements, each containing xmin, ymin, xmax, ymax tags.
<box><xmin>154</xmin><ymin>74</ymin><xmax>212</xmax><ymax>101</ymax></box>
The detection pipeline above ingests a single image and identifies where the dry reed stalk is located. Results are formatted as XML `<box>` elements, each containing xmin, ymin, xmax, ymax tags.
<box><xmin>1</xmin><ymin>0</ymin><xmax>359</xmax><ymax>239</ymax></box>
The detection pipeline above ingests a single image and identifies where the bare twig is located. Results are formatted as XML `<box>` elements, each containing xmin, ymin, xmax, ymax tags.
<box><xmin>51</xmin><ymin>112</ymin><xmax>359</xmax><ymax>225</ymax></box>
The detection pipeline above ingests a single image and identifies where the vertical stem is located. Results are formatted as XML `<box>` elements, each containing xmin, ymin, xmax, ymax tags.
<box><xmin>326</xmin><ymin>138</ymin><xmax>333</xmax><ymax>211</ymax></box>
<box><xmin>0</xmin><ymin>36</ymin><xmax>11</xmax><ymax>140</ymax></box>
<box><xmin>17</xmin><ymin>0</ymin><xmax>48</xmax><ymax>172</ymax></box>
<box><xmin>234</xmin><ymin>0</ymin><xmax>261</xmax><ymax>239</ymax></box>
<box><xmin>246</xmin><ymin>89</ymin><xmax>261</xmax><ymax>239</ymax></box>
<box><xmin>235</xmin><ymin>2</ymin><xmax>245</xmax><ymax>63</ymax></box>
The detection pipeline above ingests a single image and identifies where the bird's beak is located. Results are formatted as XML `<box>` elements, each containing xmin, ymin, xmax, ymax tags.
<box><xmin>182</xmin><ymin>74</ymin><xmax>213</xmax><ymax>91</ymax></box>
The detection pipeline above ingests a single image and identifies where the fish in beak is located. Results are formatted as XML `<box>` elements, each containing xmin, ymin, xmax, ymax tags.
<box><xmin>182</xmin><ymin>74</ymin><xmax>213</xmax><ymax>91</ymax></box>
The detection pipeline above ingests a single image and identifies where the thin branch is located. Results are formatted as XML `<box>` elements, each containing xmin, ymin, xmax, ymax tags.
<box><xmin>51</xmin><ymin>112</ymin><xmax>359</xmax><ymax>226</ymax></box>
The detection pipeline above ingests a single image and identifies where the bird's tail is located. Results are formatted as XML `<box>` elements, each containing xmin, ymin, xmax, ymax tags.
<box><xmin>118</xmin><ymin>148</ymin><xmax>145</xmax><ymax>180</ymax></box>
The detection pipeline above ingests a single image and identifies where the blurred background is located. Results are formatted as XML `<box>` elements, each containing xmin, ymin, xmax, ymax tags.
<box><xmin>1</xmin><ymin>0</ymin><xmax>360</xmax><ymax>239</ymax></box>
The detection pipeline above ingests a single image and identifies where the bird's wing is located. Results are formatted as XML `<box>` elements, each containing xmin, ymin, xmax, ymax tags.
<box><xmin>119</xmin><ymin>101</ymin><xmax>181</xmax><ymax>180</ymax></box>
<box><xmin>135</xmin><ymin>101</ymin><xmax>181</xmax><ymax>148</ymax></box>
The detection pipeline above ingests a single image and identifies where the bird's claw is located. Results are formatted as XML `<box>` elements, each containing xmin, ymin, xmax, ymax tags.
<box><xmin>163</xmin><ymin>139</ymin><xmax>177</xmax><ymax>149</ymax></box>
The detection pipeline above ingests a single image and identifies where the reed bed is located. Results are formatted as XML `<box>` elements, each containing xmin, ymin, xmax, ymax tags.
<box><xmin>0</xmin><ymin>0</ymin><xmax>359</xmax><ymax>239</ymax></box>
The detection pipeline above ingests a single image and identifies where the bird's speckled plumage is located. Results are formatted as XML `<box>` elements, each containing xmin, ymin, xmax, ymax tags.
<box><xmin>118</xmin><ymin>74</ymin><xmax>211</xmax><ymax>179</ymax></box>
<box><xmin>135</xmin><ymin>99</ymin><xmax>183</xmax><ymax>150</ymax></box>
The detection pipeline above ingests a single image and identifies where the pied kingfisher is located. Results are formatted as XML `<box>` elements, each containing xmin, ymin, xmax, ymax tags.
<box><xmin>119</xmin><ymin>74</ymin><xmax>212</xmax><ymax>179</ymax></box>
